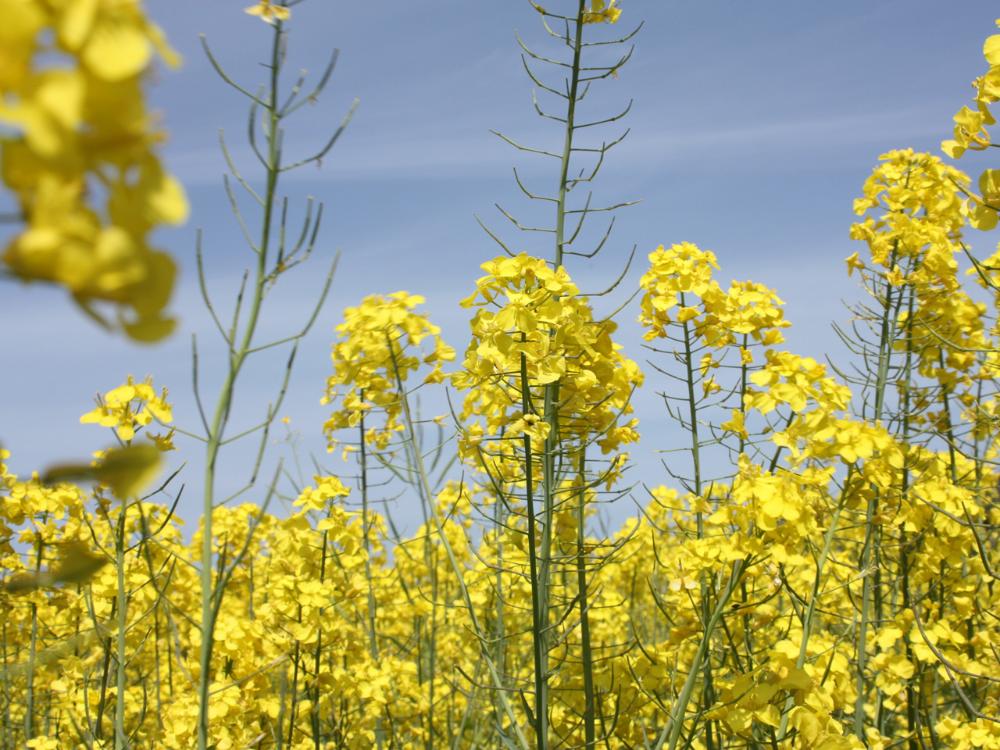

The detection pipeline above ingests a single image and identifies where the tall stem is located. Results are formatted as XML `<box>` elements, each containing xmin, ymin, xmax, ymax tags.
<box><xmin>198</xmin><ymin>23</ymin><xmax>285</xmax><ymax>750</ymax></box>
<box><xmin>387</xmin><ymin>339</ymin><xmax>530</xmax><ymax>750</ymax></box>
<box><xmin>358</xmin><ymin>403</ymin><xmax>386</xmax><ymax>749</ymax></box>
<box><xmin>574</xmin><ymin>448</ymin><xmax>596</xmax><ymax>749</ymax></box>
<box><xmin>23</xmin><ymin>531</ymin><xmax>44</xmax><ymax>742</ymax></box>
<box><xmin>521</xmin><ymin>353</ymin><xmax>548</xmax><ymax>750</ymax></box>
<box><xmin>855</xmin><ymin>247</ymin><xmax>899</xmax><ymax>742</ymax></box>
<box><xmin>114</xmin><ymin>506</ymin><xmax>129</xmax><ymax>749</ymax></box>
<box><xmin>553</xmin><ymin>0</ymin><xmax>585</xmax><ymax>269</ymax></box>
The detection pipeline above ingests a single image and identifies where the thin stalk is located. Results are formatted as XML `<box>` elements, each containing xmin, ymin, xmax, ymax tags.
<box><xmin>23</xmin><ymin>525</ymin><xmax>45</xmax><ymax>741</ymax></box>
<box><xmin>2</xmin><ymin>616</ymin><xmax>12</xmax><ymax>749</ymax></box>
<box><xmin>523</xmin><ymin>359</ymin><xmax>548</xmax><ymax>750</ymax></box>
<box><xmin>776</xmin><ymin>486</ymin><xmax>849</xmax><ymax>741</ymax></box>
<box><xmin>114</xmin><ymin>506</ymin><xmax>129</xmax><ymax>749</ymax></box>
<box><xmin>387</xmin><ymin>346</ymin><xmax>531</xmax><ymax>750</ymax></box>
<box><xmin>655</xmin><ymin>557</ymin><xmax>749</xmax><ymax>750</ymax></box>
<box><xmin>678</xmin><ymin>297</ymin><xmax>716</xmax><ymax>747</ymax></box>
<box><xmin>358</xmin><ymin>404</ymin><xmax>386</xmax><ymax>750</ymax></box>
<box><xmin>286</xmin><ymin>636</ymin><xmax>301</xmax><ymax>747</ymax></box>
<box><xmin>855</xmin><ymin>253</ymin><xmax>899</xmax><ymax>742</ymax></box>
<box><xmin>310</xmin><ymin>525</ymin><xmax>329</xmax><ymax>749</ymax></box>
<box><xmin>901</xmin><ymin>294</ymin><xmax>919</xmax><ymax>750</ymax></box>
<box><xmin>198</xmin><ymin>22</ymin><xmax>285</xmax><ymax>750</ymax></box>
<box><xmin>553</xmin><ymin>0</ymin><xmax>586</xmax><ymax>268</ymax></box>
<box><xmin>574</xmin><ymin>448</ymin><xmax>596</xmax><ymax>749</ymax></box>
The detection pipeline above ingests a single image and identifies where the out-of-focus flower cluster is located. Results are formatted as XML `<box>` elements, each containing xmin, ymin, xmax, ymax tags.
<box><xmin>0</xmin><ymin>0</ymin><xmax>188</xmax><ymax>341</ymax></box>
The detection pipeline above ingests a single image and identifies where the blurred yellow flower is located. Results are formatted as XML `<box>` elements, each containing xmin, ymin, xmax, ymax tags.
<box><xmin>583</xmin><ymin>0</ymin><xmax>621</xmax><ymax>24</ymax></box>
<box><xmin>245</xmin><ymin>0</ymin><xmax>290</xmax><ymax>24</ymax></box>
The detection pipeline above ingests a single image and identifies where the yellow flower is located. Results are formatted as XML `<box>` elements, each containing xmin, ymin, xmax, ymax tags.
<box><xmin>245</xmin><ymin>0</ymin><xmax>291</xmax><ymax>24</ymax></box>
<box><xmin>294</xmin><ymin>475</ymin><xmax>351</xmax><ymax>513</ymax></box>
<box><xmin>845</xmin><ymin>251</ymin><xmax>865</xmax><ymax>276</ymax></box>
<box><xmin>583</xmin><ymin>0</ymin><xmax>622</xmax><ymax>24</ymax></box>
<box><xmin>80</xmin><ymin>375</ymin><xmax>173</xmax><ymax>445</ymax></box>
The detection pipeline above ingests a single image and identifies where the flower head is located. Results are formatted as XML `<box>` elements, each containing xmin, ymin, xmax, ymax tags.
<box><xmin>245</xmin><ymin>1</ymin><xmax>290</xmax><ymax>24</ymax></box>
<box><xmin>80</xmin><ymin>375</ymin><xmax>173</xmax><ymax>445</ymax></box>
<box><xmin>583</xmin><ymin>0</ymin><xmax>622</xmax><ymax>24</ymax></box>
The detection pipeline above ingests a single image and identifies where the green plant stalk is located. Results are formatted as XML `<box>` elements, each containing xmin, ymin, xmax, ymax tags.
<box><xmin>519</xmin><ymin>4</ymin><xmax>613</xmax><ymax>743</ymax></box>
<box><xmin>286</xmin><ymin>633</ymin><xmax>301</xmax><ymax>746</ymax></box>
<box><xmin>553</xmin><ymin>0</ymin><xmax>586</xmax><ymax>269</ymax></box>
<box><xmin>522</xmin><ymin>355</ymin><xmax>549</xmax><ymax>750</ymax></box>
<box><xmin>533</xmin><ymin>42</ymin><xmax>584</xmax><ymax>739</ymax></box>
<box><xmin>152</xmin><ymin>586</ymin><xmax>163</xmax><ymax>727</ymax></box>
<box><xmin>542</xmin><ymin>12</ymin><xmax>584</xmax><ymax>724</ymax></box>
<box><xmin>2</xmin><ymin>614</ymin><xmax>11</xmax><ymax>749</ymax></box>
<box><xmin>655</xmin><ymin>557</ymin><xmax>749</xmax><ymax>750</ymax></box>
<box><xmin>541</xmin><ymin>11</ymin><xmax>586</xmax><ymax>735</ymax></box>
<box><xmin>387</xmin><ymin>347</ymin><xmax>531</xmax><ymax>750</ymax></box>
<box><xmin>198</xmin><ymin>21</ymin><xmax>284</xmax><ymax>750</ymax></box>
<box><xmin>23</xmin><ymin>525</ymin><xmax>44</xmax><ymax>741</ymax></box>
<box><xmin>776</xmin><ymin>487</ymin><xmax>848</xmax><ymax>741</ymax></box>
<box><xmin>678</xmin><ymin>302</ymin><xmax>718</xmax><ymax>748</ymax></box>
<box><xmin>358</xmin><ymin>404</ymin><xmax>386</xmax><ymax>750</ymax></box>
<box><xmin>94</xmin><ymin>618</ymin><xmax>114</xmax><ymax>740</ymax></box>
<box><xmin>310</xmin><ymin>526</ymin><xmax>329</xmax><ymax>749</ymax></box>
<box><xmin>574</xmin><ymin>447</ymin><xmax>596</xmax><ymax>749</ymax></box>
<box><xmin>493</xmin><ymin>469</ymin><xmax>509</xmax><ymax>746</ymax></box>
<box><xmin>900</xmin><ymin>294</ymin><xmax>919</xmax><ymax>750</ymax></box>
<box><xmin>114</xmin><ymin>505</ymin><xmax>128</xmax><ymax>749</ymax></box>
<box><xmin>854</xmin><ymin>251</ymin><xmax>899</xmax><ymax>742</ymax></box>
<box><xmin>275</xmin><ymin>666</ymin><xmax>288</xmax><ymax>750</ymax></box>
<box><xmin>936</xmin><ymin>350</ymin><xmax>959</xmax><ymax>483</ymax></box>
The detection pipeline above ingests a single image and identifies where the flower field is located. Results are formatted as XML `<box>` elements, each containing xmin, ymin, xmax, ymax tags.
<box><xmin>1</xmin><ymin>1</ymin><xmax>999</xmax><ymax>748</ymax></box>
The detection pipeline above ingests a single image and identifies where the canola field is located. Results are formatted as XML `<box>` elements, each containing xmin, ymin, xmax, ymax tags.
<box><xmin>1</xmin><ymin>2</ymin><xmax>998</xmax><ymax>748</ymax></box>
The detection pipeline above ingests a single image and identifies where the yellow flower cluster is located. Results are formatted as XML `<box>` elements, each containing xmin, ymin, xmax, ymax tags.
<box><xmin>848</xmin><ymin>150</ymin><xmax>997</xmax><ymax>437</ymax></box>
<box><xmin>942</xmin><ymin>19</ymin><xmax>1000</xmax><ymax>159</ymax></box>
<box><xmin>0</xmin><ymin>0</ymin><xmax>188</xmax><ymax>341</ymax></box>
<box><xmin>850</xmin><ymin>149</ymin><xmax>967</xmax><ymax>266</ymax></box>
<box><xmin>582</xmin><ymin>0</ymin><xmax>622</xmax><ymax>24</ymax></box>
<box><xmin>639</xmin><ymin>242</ymin><xmax>789</xmax><ymax>351</ymax></box>
<box><xmin>79</xmin><ymin>375</ymin><xmax>173</xmax><ymax>447</ymax></box>
<box><xmin>453</xmin><ymin>253</ymin><xmax>643</xmax><ymax>481</ymax></box>
<box><xmin>941</xmin><ymin>19</ymin><xmax>1000</xmax><ymax>239</ymax></box>
<box><xmin>322</xmin><ymin>291</ymin><xmax>455</xmax><ymax>450</ymax></box>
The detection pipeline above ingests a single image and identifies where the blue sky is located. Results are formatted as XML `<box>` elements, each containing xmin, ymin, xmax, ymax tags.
<box><xmin>3</xmin><ymin>1</ymin><xmax>998</xmax><ymax>531</ymax></box>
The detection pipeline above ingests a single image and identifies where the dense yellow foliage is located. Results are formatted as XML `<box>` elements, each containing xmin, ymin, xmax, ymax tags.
<box><xmin>3</xmin><ymin>195</ymin><xmax>1000</xmax><ymax>744</ymax></box>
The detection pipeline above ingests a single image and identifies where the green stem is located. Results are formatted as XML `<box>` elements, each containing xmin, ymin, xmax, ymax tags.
<box><xmin>358</xmin><ymin>404</ymin><xmax>386</xmax><ymax>750</ymax></box>
<box><xmin>387</xmin><ymin>342</ymin><xmax>530</xmax><ymax>750</ymax></box>
<box><xmin>855</xmin><ymin>251</ymin><xmax>899</xmax><ymax>743</ymax></box>
<box><xmin>1</xmin><ymin>615</ymin><xmax>11</xmax><ymax>749</ymax></box>
<box><xmin>23</xmin><ymin>524</ymin><xmax>44</xmax><ymax>742</ymax></box>
<box><xmin>521</xmin><ymin>354</ymin><xmax>548</xmax><ymax>750</ymax></box>
<box><xmin>114</xmin><ymin>505</ymin><xmax>129</xmax><ymax>749</ymax></box>
<box><xmin>679</xmin><ymin>299</ymin><xmax>716</xmax><ymax>746</ymax></box>
<box><xmin>575</xmin><ymin>448</ymin><xmax>596</xmax><ymax>749</ymax></box>
<box><xmin>776</xmin><ymin>486</ymin><xmax>849</xmax><ymax>741</ymax></box>
<box><xmin>554</xmin><ymin>0</ymin><xmax>586</xmax><ymax>269</ymax></box>
<box><xmin>198</xmin><ymin>22</ymin><xmax>285</xmax><ymax>750</ymax></box>
<box><xmin>656</xmin><ymin>558</ymin><xmax>749</xmax><ymax>750</ymax></box>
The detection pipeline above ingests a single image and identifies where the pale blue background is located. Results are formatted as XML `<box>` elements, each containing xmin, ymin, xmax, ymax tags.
<box><xmin>2</xmin><ymin>1</ymin><xmax>998</xmax><ymax>530</ymax></box>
